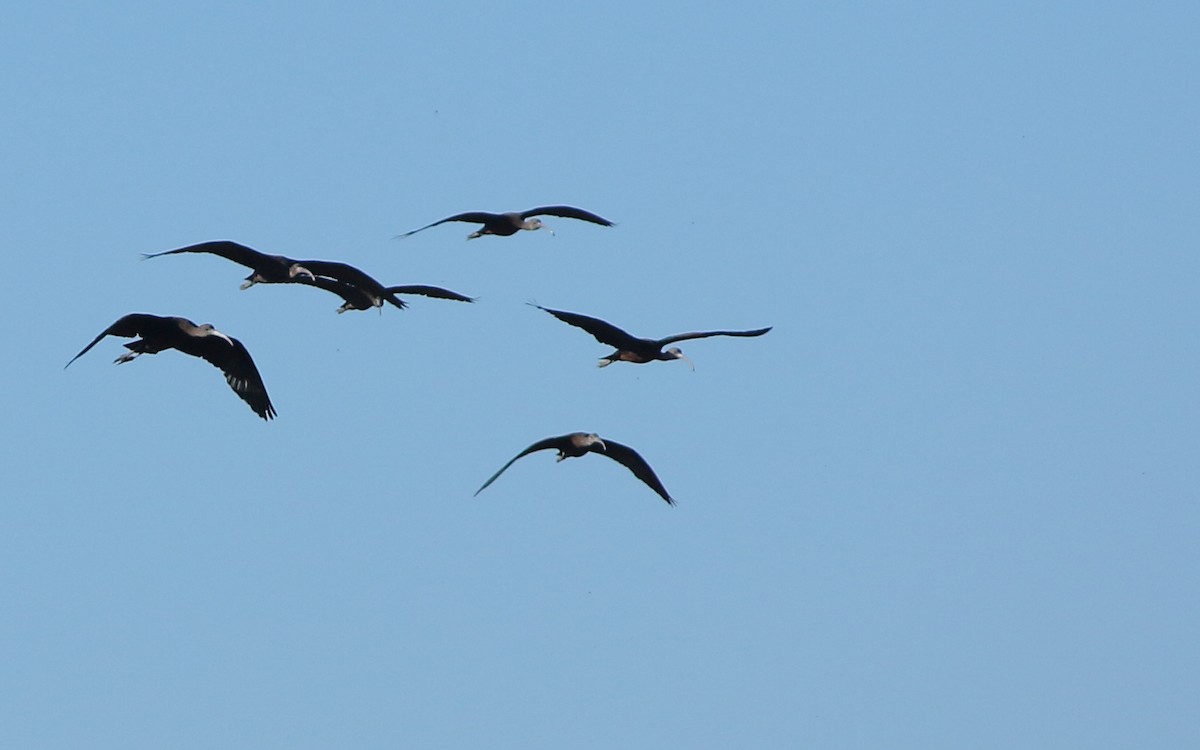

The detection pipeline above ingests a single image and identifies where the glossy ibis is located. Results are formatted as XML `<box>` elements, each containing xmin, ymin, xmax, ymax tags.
<box><xmin>142</xmin><ymin>240</ymin><xmax>315</xmax><ymax>289</ymax></box>
<box><xmin>298</xmin><ymin>276</ymin><xmax>475</xmax><ymax>313</ymax></box>
<box><xmin>65</xmin><ymin>313</ymin><xmax>276</xmax><ymax>420</ymax></box>
<box><xmin>144</xmin><ymin>241</ymin><xmax>420</xmax><ymax>313</ymax></box>
<box><xmin>397</xmin><ymin>206</ymin><xmax>613</xmax><ymax>240</ymax></box>
<box><xmin>474</xmin><ymin>432</ymin><xmax>673</xmax><ymax>505</ymax></box>
<box><xmin>529</xmin><ymin>304</ymin><xmax>771</xmax><ymax>369</ymax></box>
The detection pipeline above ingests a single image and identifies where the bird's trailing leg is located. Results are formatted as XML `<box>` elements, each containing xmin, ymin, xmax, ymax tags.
<box><xmin>114</xmin><ymin>338</ymin><xmax>158</xmax><ymax>364</ymax></box>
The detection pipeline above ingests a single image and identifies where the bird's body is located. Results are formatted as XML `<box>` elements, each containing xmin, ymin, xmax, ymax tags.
<box><xmin>529</xmin><ymin>304</ymin><xmax>772</xmax><ymax>368</ymax></box>
<box><xmin>66</xmin><ymin>313</ymin><xmax>276</xmax><ymax>420</ymax></box>
<box><xmin>398</xmin><ymin>206</ymin><xmax>613</xmax><ymax>240</ymax></box>
<box><xmin>296</xmin><ymin>259</ymin><xmax>408</xmax><ymax>311</ymax></box>
<box><xmin>474</xmin><ymin>432</ymin><xmax>674</xmax><ymax>505</ymax></box>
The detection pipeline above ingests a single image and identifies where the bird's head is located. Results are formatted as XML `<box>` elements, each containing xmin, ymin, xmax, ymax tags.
<box><xmin>665</xmin><ymin>347</ymin><xmax>695</xmax><ymax>371</ymax></box>
<box><xmin>526</xmin><ymin>218</ymin><xmax>554</xmax><ymax>236</ymax></box>
<box><xmin>201</xmin><ymin>324</ymin><xmax>234</xmax><ymax>346</ymax></box>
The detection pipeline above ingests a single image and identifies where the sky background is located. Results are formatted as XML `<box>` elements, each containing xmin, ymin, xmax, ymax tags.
<box><xmin>1</xmin><ymin>2</ymin><xmax>1198</xmax><ymax>748</ymax></box>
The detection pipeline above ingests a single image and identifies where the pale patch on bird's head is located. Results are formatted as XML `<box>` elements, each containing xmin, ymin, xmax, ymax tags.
<box><xmin>666</xmin><ymin>347</ymin><xmax>695</xmax><ymax>371</ymax></box>
<box><xmin>583</xmin><ymin>433</ymin><xmax>607</xmax><ymax>451</ymax></box>
<box><xmin>526</xmin><ymin>218</ymin><xmax>554</xmax><ymax>235</ymax></box>
<box><xmin>202</xmin><ymin>324</ymin><xmax>234</xmax><ymax>346</ymax></box>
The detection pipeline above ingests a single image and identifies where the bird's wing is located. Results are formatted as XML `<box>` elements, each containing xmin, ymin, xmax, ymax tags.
<box><xmin>657</xmin><ymin>326</ymin><xmax>773</xmax><ymax>346</ymax></box>
<box><xmin>193</xmin><ymin>336</ymin><xmax>277</xmax><ymax>420</ymax></box>
<box><xmin>396</xmin><ymin>212</ymin><xmax>501</xmax><ymax>238</ymax></box>
<box><xmin>299</xmin><ymin>260</ymin><xmax>407</xmax><ymax>309</ymax></box>
<box><xmin>386</xmin><ymin>285</ymin><xmax>475</xmax><ymax>303</ymax></box>
<box><xmin>64</xmin><ymin>313</ymin><xmax>164</xmax><ymax>368</ymax></box>
<box><xmin>298</xmin><ymin>274</ymin><xmax>355</xmax><ymax>296</ymax></box>
<box><xmin>597</xmin><ymin>440</ymin><xmax>675</xmax><ymax>505</ymax></box>
<box><xmin>520</xmin><ymin>206</ymin><xmax>614</xmax><ymax>226</ymax></box>
<box><xmin>473</xmin><ymin>436</ymin><xmax>566</xmax><ymax>496</ymax></box>
<box><xmin>297</xmin><ymin>260</ymin><xmax>384</xmax><ymax>290</ymax></box>
<box><xmin>530</xmin><ymin>305</ymin><xmax>640</xmax><ymax>349</ymax></box>
<box><xmin>295</xmin><ymin>275</ymin><xmax>371</xmax><ymax>307</ymax></box>
<box><xmin>141</xmin><ymin>240</ymin><xmax>270</xmax><ymax>271</ymax></box>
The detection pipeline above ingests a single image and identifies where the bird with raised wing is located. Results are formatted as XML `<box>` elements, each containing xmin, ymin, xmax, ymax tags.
<box><xmin>397</xmin><ymin>206</ymin><xmax>613</xmax><ymax>240</ymax></box>
<box><xmin>474</xmin><ymin>432</ymin><xmax>674</xmax><ymax>505</ymax></box>
<box><xmin>529</xmin><ymin>304</ymin><xmax>772</xmax><ymax>369</ymax></box>
<box><xmin>65</xmin><ymin>313</ymin><xmax>276</xmax><ymax>420</ymax></box>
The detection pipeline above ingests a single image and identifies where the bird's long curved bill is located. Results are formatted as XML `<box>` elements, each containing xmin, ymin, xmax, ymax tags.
<box><xmin>679</xmin><ymin>353</ymin><xmax>695</xmax><ymax>371</ymax></box>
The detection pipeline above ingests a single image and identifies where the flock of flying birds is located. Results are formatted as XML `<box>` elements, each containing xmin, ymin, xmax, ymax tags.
<box><xmin>66</xmin><ymin>205</ymin><xmax>771</xmax><ymax>504</ymax></box>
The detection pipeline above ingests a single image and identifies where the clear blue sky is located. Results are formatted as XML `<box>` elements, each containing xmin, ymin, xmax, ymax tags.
<box><xmin>2</xmin><ymin>2</ymin><xmax>1197</xmax><ymax>748</ymax></box>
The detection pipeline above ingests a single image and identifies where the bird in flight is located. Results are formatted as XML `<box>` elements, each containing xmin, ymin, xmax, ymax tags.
<box><xmin>143</xmin><ymin>240</ymin><xmax>469</xmax><ymax>313</ymax></box>
<box><xmin>396</xmin><ymin>206</ymin><xmax>613</xmax><ymax>240</ymax></box>
<box><xmin>296</xmin><ymin>276</ymin><xmax>475</xmax><ymax>314</ymax></box>
<box><xmin>66</xmin><ymin>313</ymin><xmax>276</xmax><ymax>420</ymax></box>
<box><xmin>474</xmin><ymin>432</ymin><xmax>674</xmax><ymax>505</ymax></box>
<box><xmin>529</xmin><ymin>304</ymin><xmax>772</xmax><ymax>369</ymax></box>
<box><xmin>142</xmin><ymin>240</ymin><xmax>316</xmax><ymax>289</ymax></box>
